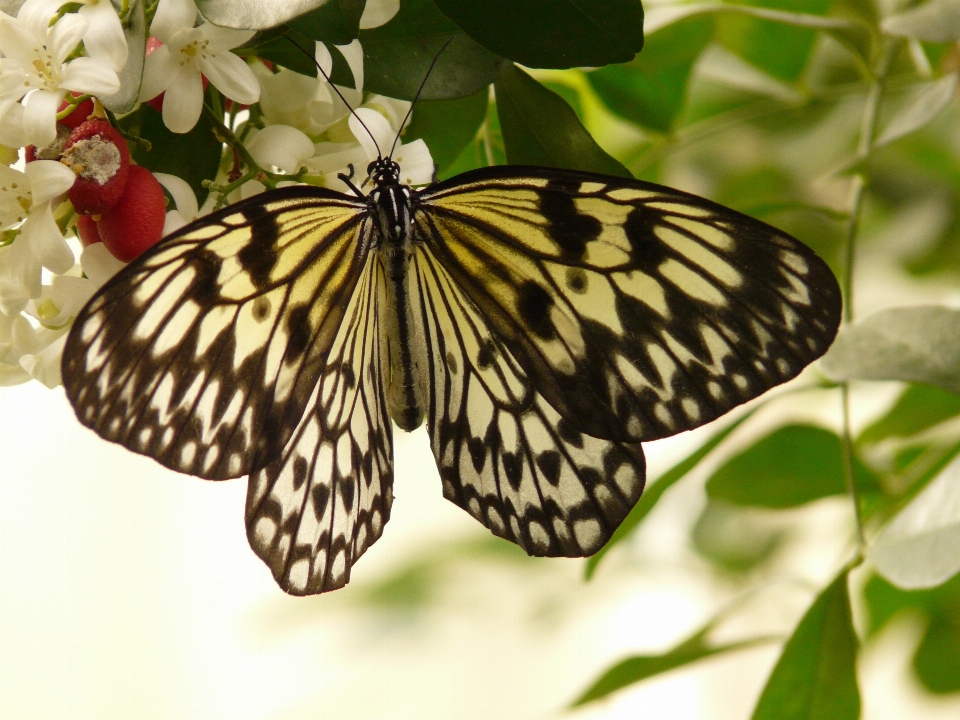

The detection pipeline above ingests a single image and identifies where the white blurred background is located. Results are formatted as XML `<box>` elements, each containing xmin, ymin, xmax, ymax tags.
<box><xmin>3</xmin><ymin>381</ymin><xmax>960</xmax><ymax>719</ymax></box>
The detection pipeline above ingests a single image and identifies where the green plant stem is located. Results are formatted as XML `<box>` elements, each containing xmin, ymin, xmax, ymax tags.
<box><xmin>839</xmin><ymin>39</ymin><xmax>899</xmax><ymax>550</ymax></box>
<box><xmin>202</xmin><ymin>105</ymin><xmax>281</xmax><ymax>194</ymax></box>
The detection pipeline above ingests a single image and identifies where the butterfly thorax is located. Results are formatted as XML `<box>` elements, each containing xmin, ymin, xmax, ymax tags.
<box><xmin>369</xmin><ymin>161</ymin><xmax>425</xmax><ymax>432</ymax></box>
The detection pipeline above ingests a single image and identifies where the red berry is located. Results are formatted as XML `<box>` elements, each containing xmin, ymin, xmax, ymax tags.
<box><xmin>57</xmin><ymin>93</ymin><xmax>95</xmax><ymax>129</ymax></box>
<box><xmin>75</xmin><ymin>214</ymin><xmax>102</xmax><ymax>247</ymax></box>
<box><xmin>97</xmin><ymin>165</ymin><xmax>167</xmax><ymax>262</ymax></box>
<box><xmin>63</xmin><ymin>118</ymin><xmax>131</xmax><ymax>215</ymax></box>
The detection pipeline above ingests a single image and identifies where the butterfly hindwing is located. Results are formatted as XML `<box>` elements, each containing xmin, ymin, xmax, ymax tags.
<box><xmin>245</xmin><ymin>252</ymin><xmax>393</xmax><ymax>594</ymax></box>
<box><xmin>410</xmin><ymin>243</ymin><xmax>646</xmax><ymax>556</ymax></box>
<box><xmin>62</xmin><ymin>187</ymin><xmax>369</xmax><ymax>480</ymax></box>
<box><xmin>418</xmin><ymin>166</ymin><xmax>841</xmax><ymax>444</ymax></box>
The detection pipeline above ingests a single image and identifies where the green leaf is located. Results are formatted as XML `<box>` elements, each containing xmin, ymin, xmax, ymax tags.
<box><xmin>858</xmin><ymin>384</ymin><xmax>960</xmax><ymax>446</ymax></box>
<box><xmin>571</xmin><ymin>620</ymin><xmax>775</xmax><ymax>707</ymax></box>
<box><xmin>874</xmin><ymin>74</ymin><xmax>959</xmax><ymax>150</ymax></box>
<box><xmin>433</xmin><ymin>0</ymin><xmax>644</xmax><ymax>70</ymax></box>
<box><xmin>403</xmin><ymin>88</ymin><xmax>488</xmax><ymax>175</ymax></box>
<box><xmin>820</xmin><ymin>305</ymin><xmax>960</xmax><ymax>396</ymax></box>
<box><xmin>585</xmin><ymin>410</ymin><xmax>756</xmax><ymax>579</ymax></box>
<box><xmin>752</xmin><ymin>568</ymin><xmax>860</xmax><ymax>720</ymax></box>
<box><xmin>120</xmin><ymin>101</ymin><xmax>222</xmax><ymax>206</ymax></box>
<box><xmin>587</xmin><ymin>16</ymin><xmax>714</xmax><ymax>133</ymax></box>
<box><xmin>706</xmin><ymin>425</ymin><xmax>880</xmax><ymax>508</ymax></box>
<box><xmin>692</xmin><ymin>500</ymin><xmax>786</xmax><ymax>573</ymax></box>
<box><xmin>359</xmin><ymin>0</ymin><xmax>508</xmax><ymax>101</ymax></box>
<box><xmin>195</xmin><ymin>0</ymin><xmax>329</xmax><ymax>29</ymax></box>
<box><xmin>101</xmin><ymin>0</ymin><xmax>145</xmax><ymax>114</ymax></box>
<box><xmin>286</xmin><ymin>0</ymin><xmax>366</xmax><ymax>45</ymax></box>
<box><xmin>863</xmin><ymin>572</ymin><xmax>960</xmax><ymax>694</ymax></box>
<box><xmin>494</xmin><ymin>65</ymin><xmax>631</xmax><ymax>177</ymax></box>
<box><xmin>717</xmin><ymin>0</ymin><xmax>830</xmax><ymax>84</ymax></box>
<box><xmin>243</xmin><ymin>30</ymin><xmax>356</xmax><ymax>86</ymax></box>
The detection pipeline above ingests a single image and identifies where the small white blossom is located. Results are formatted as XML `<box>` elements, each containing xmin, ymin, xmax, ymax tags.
<box><xmin>247</xmin><ymin>125</ymin><xmax>315</xmax><ymax>175</ymax></box>
<box><xmin>0</xmin><ymin>0</ymin><xmax>121</xmax><ymax>146</ymax></box>
<box><xmin>140</xmin><ymin>0</ymin><xmax>260</xmax><ymax>134</ymax></box>
<box><xmin>0</xmin><ymin>160</ymin><xmax>76</xmax><ymax>314</ymax></box>
<box><xmin>155</xmin><ymin>171</ymin><xmax>201</xmax><ymax>235</ymax></box>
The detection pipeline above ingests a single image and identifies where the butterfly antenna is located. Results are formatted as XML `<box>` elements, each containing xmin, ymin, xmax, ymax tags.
<box><xmin>283</xmin><ymin>34</ymin><xmax>382</xmax><ymax>159</ymax></box>
<box><xmin>387</xmin><ymin>37</ymin><xmax>454</xmax><ymax>159</ymax></box>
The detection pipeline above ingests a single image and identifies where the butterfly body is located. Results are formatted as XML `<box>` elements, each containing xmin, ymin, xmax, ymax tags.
<box><xmin>63</xmin><ymin>163</ymin><xmax>841</xmax><ymax>595</ymax></box>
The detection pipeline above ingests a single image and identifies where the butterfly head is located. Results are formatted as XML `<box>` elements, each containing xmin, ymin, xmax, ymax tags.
<box><xmin>368</xmin><ymin>158</ymin><xmax>402</xmax><ymax>188</ymax></box>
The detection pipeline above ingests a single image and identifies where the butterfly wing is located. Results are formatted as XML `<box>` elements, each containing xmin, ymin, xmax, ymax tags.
<box><xmin>409</xmin><ymin>244</ymin><xmax>645</xmax><ymax>556</ymax></box>
<box><xmin>246</xmin><ymin>251</ymin><xmax>393</xmax><ymax>594</ymax></box>
<box><xmin>417</xmin><ymin>166</ymin><xmax>841</xmax><ymax>445</ymax></box>
<box><xmin>62</xmin><ymin>186</ymin><xmax>370</xmax><ymax>480</ymax></box>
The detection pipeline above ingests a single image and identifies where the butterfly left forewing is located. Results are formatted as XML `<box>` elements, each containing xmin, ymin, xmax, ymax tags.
<box><xmin>246</xmin><ymin>251</ymin><xmax>393</xmax><ymax>594</ymax></box>
<box><xmin>418</xmin><ymin>166</ymin><xmax>841</xmax><ymax>444</ymax></box>
<box><xmin>409</xmin><ymin>243</ymin><xmax>645</xmax><ymax>556</ymax></box>
<box><xmin>62</xmin><ymin>187</ymin><xmax>368</xmax><ymax>479</ymax></box>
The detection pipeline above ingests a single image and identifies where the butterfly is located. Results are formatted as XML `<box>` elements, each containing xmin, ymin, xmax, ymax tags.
<box><xmin>61</xmin><ymin>156</ymin><xmax>841</xmax><ymax>595</ymax></box>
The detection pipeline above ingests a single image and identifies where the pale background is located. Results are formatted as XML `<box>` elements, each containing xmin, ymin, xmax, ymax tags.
<box><xmin>3</xmin><ymin>380</ymin><xmax>960</xmax><ymax>719</ymax></box>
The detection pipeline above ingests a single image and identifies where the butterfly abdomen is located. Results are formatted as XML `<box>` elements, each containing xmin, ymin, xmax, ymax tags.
<box><xmin>375</xmin><ymin>182</ymin><xmax>425</xmax><ymax>431</ymax></box>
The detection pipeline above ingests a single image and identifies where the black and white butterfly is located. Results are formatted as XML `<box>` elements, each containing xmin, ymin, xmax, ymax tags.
<box><xmin>62</xmin><ymin>153</ymin><xmax>841</xmax><ymax>595</ymax></box>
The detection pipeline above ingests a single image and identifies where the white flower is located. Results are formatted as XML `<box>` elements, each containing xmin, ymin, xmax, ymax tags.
<box><xmin>246</xmin><ymin>125</ymin><xmax>315</xmax><ymax>175</ymax></box>
<box><xmin>154</xmin><ymin>172</ymin><xmax>200</xmax><ymax>236</ymax></box>
<box><xmin>76</xmin><ymin>0</ymin><xmax>129</xmax><ymax>73</ymax></box>
<box><xmin>348</xmin><ymin>104</ymin><xmax>434</xmax><ymax>184</ymax></box>
<box><xmin>0</xmin><ymin>160</ymin><xmax>76</xmax><ymax>314</ymax></box>
<box><xmin>0</xmin><ymin>0</ymin><xmax>121</xmax><ymax>147</ymax></box>
<box><xmin>140</xmin><ymin>0</ymin><xmax>260</xmax><ymax>134</ymax></box>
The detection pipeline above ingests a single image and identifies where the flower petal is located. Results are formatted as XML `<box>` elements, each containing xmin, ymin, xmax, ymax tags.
<box><xmin>200</xmin><ymin>51</ymin><xmax>260</xmax><ymax>105</ymax></box>
<box><xmin>336</xmin><ymin>39</ymin><xmax>364</xmax><ymax>94</ymax></box>
<box><xmin>138</xmin><ymin>47</ymin><xmax>176</xmax><ymax>101</ymax></box>
<box><xmin>395</xmin><ymin>139</ymin><xmax>435</xmax><ymax>186</ymax></box>
<box><xmin>79</xmin><ymin>1</ymin><xmax>129</xmax><ymax>72</ymax></box>
<box><xmin>201</xmin><ymin>23</ymin><xmax>255</xmax><ymax>53</ymax></box>
<box><xmin>60</xmin><ymin>57</ymin><xmax>121</xmax><ymax>96</ymax></box>
<box><xmin>21</xmin><ymin>207</ymin><xmax>74</xmax><ymax>274</ymax></box>
<box><xmin>247</xmin><ymin>125</ymin><xmax>315</xmax><ymax>174</ymax></box>
<box><xmin>47</xmin><ymin>12</ymin><xmax>89</xmax><ymax>67</ymax></box>
<box><xmin>151</xmin><ymin>0</ymin><xmax>200</xmax><ymax>43</ymax></box>
<box><xmin>80</xmin><ymin>241</ymin><xmax>126</xmax><ymax>287</ymax></box>
<box><xmin>25</xmin><ymin>159</ymin><xmax>76</xmax><ymax>205</ymax></box>
<box><xmin>314</xmin><ymin>41</ymin><xmax>333</xmax><ymax>79</ymax></box>
<box><xmin>15</xmin><ymin>0</ymin><xmax>65</xmax><ymax>42</ymax></box>
<box><xmin>0</xmin><ymin>235</ymin><xmax>42</xmax><ymax>314</ymax></box>
<box><xmin>0</xmin><ymin>13</ymin><xmax>43</xmax><ymax>71</ymax></box>
<box><xmin>20</xmin><ymin>330</ymin><xmax>67</xmax><ymax>388</ymax></box>
<box><xmin>0</xmin><ymin>102</ymin><xmax>27</xmax><ymax>148</ymax></box>
<box><xmin>161</xmin><ymin>63</ymin><xmax>204</xmax><ymax>133</ymax></box>
<box><xmin>349</xmin><ymin>107</ymin><xmax>397</xmax><ymax>161</ymax></box>
<box><xmin>154</xmin><ymin>172</ymin><xmax>198</xmax><ymax>221</ymax></box>
<box><xmin>360</xmin><ymin>0</ymin><xmax>399</xmax><ymax>29</ymax></box>
<box><xmin>22</xmin><ymin>88</ymin><xmax>64</xmax><ymax>147</ymax></box>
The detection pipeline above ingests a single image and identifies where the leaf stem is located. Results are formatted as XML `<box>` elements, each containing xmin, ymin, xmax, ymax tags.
<box><xmin>839</xmin><ymin>39</ymin><xmax>899</xmax><ymax>550</ymax></box>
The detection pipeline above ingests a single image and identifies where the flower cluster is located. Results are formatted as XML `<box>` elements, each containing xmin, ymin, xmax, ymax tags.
<box><xmin>0</xmin><ymin>0</ymin><xmax>432</xmax><ymax>388</ymax></box>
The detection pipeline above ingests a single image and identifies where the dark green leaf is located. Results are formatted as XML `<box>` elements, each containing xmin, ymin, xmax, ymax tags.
<box><xmin>239</xmin><ymin>29</ymin><xmax>356</xmax><ymax>86</ymax></box>
<box><xmin>403</xmin><ymin>87</ymin><xmax>488</xmax><ymax>175</ymax></box>
<box><xmin>495</xmin><ymin>65</ymin><xmax>631</xmax><ymax>177</ymax></box>
<box><xmin>120</xmin><ymin>100</ymin><xmax>222</xmax><ymax>206</ymax></box>
<box><xmin>286</xmin><ymin>0</ymin><xmax>365</xmax><ymax>45</ymax></box>
<box><xmin>433</xmin><ymin>0</ymin><xmax>644</xmax><ymax>69</ymax></box>
<box><xmin>706</xmin><ymin>424</ymin><xmax>881</xmax><ymax>508</ymax></box>
<box><xmin>752</xmin><ymin>569</ymin><xmax>860</xmax><ymax>720</ymax></box>
<box><xmin>587</xmin><ymin>17</ymin><xmax>714</xmax><ymax>133</ymax></box>
<box><xmin>914</xmin><ymin>612</ymin><xmax>960</xmax><ymax>693</ymax></box>
<box><xmin>359</xmin><ymin>0</ymin><xmax>507</xmax><ymax>100</ymax></box>
<box><xmin>572</xmin><ymin>620</ymin><xmax>774</xmax><ymax>707</ymax></box>
<box><xmin>717</xmin><ymin>0</ymin><xmax>830</xmax><ymax>84</ymax></box>
<box><xmin>586</xmin><ymin>410</ymin><xmax>756</xmax><ymax>579</ymax></box>
<box><xmin>858</xmin><ymin>384</ymin><xmax>960</xmax><ymax>446</ymax></box>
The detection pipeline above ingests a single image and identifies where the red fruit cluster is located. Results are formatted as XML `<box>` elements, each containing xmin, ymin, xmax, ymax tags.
<box><xmin>26</xmin><ymin>113</ymin><xmax>168</xmax><ymax>263</ymax></box>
